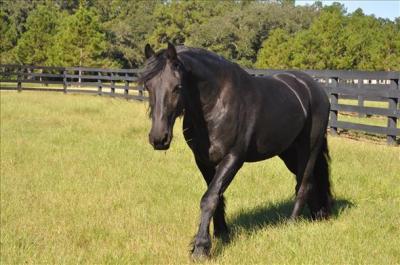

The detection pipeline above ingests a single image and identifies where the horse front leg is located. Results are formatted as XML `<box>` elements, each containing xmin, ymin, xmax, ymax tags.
<box><xmin>191</xmin><ymin>153</ymin><xmax>243</xmax><ymax>260</ymax></box>
<box><xmin>195</xmin><ymin>157</ymin><xmax>229</xmax><ymax>238</ymax></box>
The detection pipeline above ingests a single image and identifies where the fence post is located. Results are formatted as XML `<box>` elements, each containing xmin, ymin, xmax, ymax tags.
<box><xmin>17</xmin><ymin>66</ymin><xmax>22</xmax><ymax>92</ymax></box>
<box><xmin>27</xmin><ymin>67</ymin><xmax>32</xmax><ymax>80</ymax></box>
<box><xmin>124</xmin><ymin>72</ymin><xmax>129</xmax><ymax>99</ymax></box>
<box><xmin>357</xmin><ymin>78</ymin><xmax>366</xmax><ymax>117</ymax></box>
<box><xmin>138</xmin><ymin>84</ymin><xmax>144</xmax><ymax>100</ymax></box>
<box><xmin>387</xmin><ymin>78</ymin><xmax>399</xmax><ymax>145</ymax></box>
<box><xmin>110</xmin><ymin>72</ymin><xmax>115</xmax><ymax>96</ymax></box>
<box><xmin>97</xmin><ymin>72</ymin><xmax>102</xmax><ymax>96</ymax></box>
<box><xmin>329</xmin><ymin>77</ymin><xmax>339</xmax><ymax>136</ymax></box>
<box><xmin>63</xmin><ymin>69</ymin><xmax>67</xmax><ymax>93</ymax></box>
<box><xmin>78</xmin><ymin>68</ymin><xmax>82</xmax><ymax>87</ymax></box>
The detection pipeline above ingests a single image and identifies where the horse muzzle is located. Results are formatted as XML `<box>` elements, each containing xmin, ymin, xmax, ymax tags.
<box><xmin>149</xmin><ymin>130</ymin><xmax>172</xmax><ymax>150</ymax></box>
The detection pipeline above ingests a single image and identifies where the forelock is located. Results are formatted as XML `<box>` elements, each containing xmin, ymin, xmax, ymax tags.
<box><xmin>138</xmin><ymin>49</ymin><xmax>167</xmax><ymax>84</ymax></box>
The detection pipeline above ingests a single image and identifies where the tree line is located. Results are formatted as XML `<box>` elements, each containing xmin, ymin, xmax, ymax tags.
<box><xmin>1</xmin><ymin>0</ymin><xmax>399</xmax><ymax>71</ymax></box>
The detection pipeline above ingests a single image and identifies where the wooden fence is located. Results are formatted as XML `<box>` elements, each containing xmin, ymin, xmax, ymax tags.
<box><xmin>0</xmin><ymin>64</ymin><xmax>145</xmax><ymax>100</ymax></box>
<box><xmin>1</xmin><ymin>64</ymin><xmax>399</xmax><ymax>145</ymax></box>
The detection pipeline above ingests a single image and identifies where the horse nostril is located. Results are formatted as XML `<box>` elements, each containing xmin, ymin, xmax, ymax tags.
<box><xmin>150</xmin><ymin>131</ymin><xmax>170</xmax><ymax>149</ymax></box>
<box><xmin>161</xmin><ymin>132</ymin><xmax>169</xmax><ymax>144</ymax></box>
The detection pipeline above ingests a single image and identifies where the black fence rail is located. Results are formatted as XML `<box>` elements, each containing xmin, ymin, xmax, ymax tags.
<box><xmin>1</xmin><ymin>64</ymin><xmax>399</xmax><ymax>145</ymax></box>
<box><xmin>0</xmin><ymin>64</ymin><xmax>145</xmax><ymax>100</ymax></box>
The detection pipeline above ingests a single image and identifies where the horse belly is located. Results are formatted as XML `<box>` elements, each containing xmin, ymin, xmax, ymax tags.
<box><xmin>245</xmin><ymin>113</ymin><xmax>305</xmax><ymax>162</ymax></box>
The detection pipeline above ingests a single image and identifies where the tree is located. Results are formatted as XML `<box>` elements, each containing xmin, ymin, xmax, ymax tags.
<box><xmin>255</xmin><ymin>3</ymin><xmax>347</xmax><ymax>70</ymax></box>
<box><xmin>148</xmin><ymin>0</ymin><xmax>233</xmax><ymax>49</ymax></box>
<box><xmin>105</xmin><ymin>1</ymin><xmax>160</xmax><ymax>68</ymax></box>
<box><xmin>0</xmin><ymin>0</ymin><xmax>37</xmax><ymax>63</ymax></box>
<box><xmin>339</xmin><ymin>10</ymin><xmax>400</xmax><ymax>71</ymax></box>
<box><xmin>0</xmin><ymin>8</ymin><xmax>17</xmax><ymax>63</ymax></box>
<box><xmin>376</xmin><ymin>19</ymin><xmax>400</xmax><ymax>71</ymax></box>
<box><xmin>48</xmin><ymin>5</ymin><xmax>114</xmax><ymax>67</ymax></box>
<box><xmin>256</xmin><ymin>3</ymin><xmax>400</xmax><ymax>71</ymax></box>
<box><xmin>13</xmin><ymin>4</ymin><xmax>62</xmax><ymax>65</ymax></box>
<box><xmin>255</xmin><ymin>28</ymin><xmax>292</xmax><ymax>69</ymax></box>
<box><xmin>291</xmin><ymin>3</ymin><xmax>347</xmax><ymax>69</ymax></box>
<box><xmin>189</xmin><ymin>1</ymin><xmax>318</xmax><ymax>67</ymax></box>
<box><xmin>2</xmin><ymin>0</ymin><xmax>397</xmax><ymax>70</ymax></box>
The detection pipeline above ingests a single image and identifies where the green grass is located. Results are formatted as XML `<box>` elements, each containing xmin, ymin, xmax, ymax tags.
<box><xmin>337</xmin><ymin>99</ymin><xmax>400</xmax><ymax>129</ymax></box>
<box><xmin>338</xmin><ymin>98</ymin><xmax>389</xmax><ymax>109</ymax></box>
<box><xmin>1</xmin><ymin>91</ymin><xmax>399</xmax><ymax>264</ymax></box>
<box><xmin>337</xmin><ymin>113</ymin><xmax>395</xmax><ymax>128</ymax></box>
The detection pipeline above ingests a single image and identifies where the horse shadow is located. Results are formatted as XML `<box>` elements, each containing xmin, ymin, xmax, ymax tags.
<box><xmin>212</xmin><ymin>198</ymin><xmax>354</xmax><ymax>257</ymax></box>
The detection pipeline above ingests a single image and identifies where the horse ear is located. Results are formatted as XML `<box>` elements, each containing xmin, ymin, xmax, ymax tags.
<box><xmin>166</xmin><ymin>42</ymin><xmax>177</xmax><ymax>60</ymax></box>
<box><xmin>145</xmin><ymin>44</ymin><xmax>155</xmax><ymax>59</ymax></box>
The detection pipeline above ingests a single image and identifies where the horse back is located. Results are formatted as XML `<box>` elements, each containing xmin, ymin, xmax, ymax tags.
<box><xmin>242</xmin><ymin>71</ymin><xmax>329</xmax><ymax>161</ymax></box>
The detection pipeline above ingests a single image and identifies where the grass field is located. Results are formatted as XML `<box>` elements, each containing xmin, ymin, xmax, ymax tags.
<box><xmin>337</xmin><ymin>98</ymin><xmax>399</xmax><ymax>129</ymax></box>
<box><xmin>1</xmin><ymin>92</ymin><xmax>399</xmax><ymax>264</ymax></box>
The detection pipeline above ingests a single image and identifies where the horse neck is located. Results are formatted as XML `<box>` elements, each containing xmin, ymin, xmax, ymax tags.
<box><xmin>180</xmin><ymin>53</ymin><xmax>226</xmax><ymax>123</ymax></box>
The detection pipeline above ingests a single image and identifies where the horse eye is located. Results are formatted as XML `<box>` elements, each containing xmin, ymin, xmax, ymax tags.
<box><xmin>173</xmin><ymin>62</ymin><xmax>180</xmax><ymax>70</ymax></box>
<box><xmin>173</xmin><ymin>84</ymin><xmax>182</xmax><ymax>92</ymax></box>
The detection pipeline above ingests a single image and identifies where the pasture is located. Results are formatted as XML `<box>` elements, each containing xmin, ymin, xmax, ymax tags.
<box><xmin>1</xmin><ymin>92</ymin><xmax>399</xmax><ymax>264</ymax></box>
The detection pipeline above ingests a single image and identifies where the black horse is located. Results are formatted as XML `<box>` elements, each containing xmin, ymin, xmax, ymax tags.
<box><xmin>139</xmin><ymin>43</ymin><xmax>333</xmax><ymax>259</ymax></box>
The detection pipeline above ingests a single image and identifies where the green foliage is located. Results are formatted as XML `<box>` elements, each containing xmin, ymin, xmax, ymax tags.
<box><xmin>1</xmin><ymin>0</ymin><xmax>399</xmax><ymax>69</ymax></box>
<box><xmin>336</xmin><ymin>9</ymin><xmax>400</xmax><ymax>71</ymax></box>
<box><xmin>255</xmin><ymin>29</ymin><xmax>292</xmax><ymax>69</ymax></box>
<box><xmin>13</xmin><ymin>5</ymin><xmax>62</xmax><ymax>65</ymax></box>
<box><xmin>48</xmin><ymin>6</ymin><xmax>114</xmax><ymax>67</ymax></box>
<box><xmin>105</xmin><ymin>1</ymin><xmax>159</xmax><ymax>68</ymax></box>
<box><xmin>378</xmin><ymin>19</ymin><xmax>400</xmax><ymax>71</ymax></box>
<box><xmin>0</xmin><ymin>9</ymin><xmax>16</xmax><ymax>63</ymax></box>
<box><xmin>0</xmin><ymin>0</ymin><xmax>37</xmax><ymax>64</ymax></box>
<box><xmin>256</xmin><ymin>4</ymin><xmax>400</xmax><ymax>70</ymax></box>
<box><xmin>190</xmin><ymin>2</ymin><xmax>317</xmax><ymax>67</ymax></box>
<box><xmin>147</xmin><ymin>0</ymin><xmax>229</xmax><ymax>50</ymax></box>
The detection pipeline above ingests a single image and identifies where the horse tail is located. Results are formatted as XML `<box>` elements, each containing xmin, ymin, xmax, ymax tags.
<box><xmin>308</xmin><ymin>134</ymin><xmax>334</xmax><ymax>219</ymax></box>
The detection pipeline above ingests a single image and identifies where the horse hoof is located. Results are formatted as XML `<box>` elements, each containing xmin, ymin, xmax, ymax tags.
<box><xmin>214</xmin><ymin>230</ymin><xmax>230</xmax><ymax>243</ymax></box>
<box><xmin>191</xmin><ymin>246</ymin><xmax>210</xmax><ymax>262</ymax></box>
<box><xmin>287</xmin><ymin>216</ymin><xmax>298</xmax><ymax>224</ymax></box>
<box><xmin>311</xmin><ymin>209</ymin><xmax>330</xmax><ymax>220</ymax></box>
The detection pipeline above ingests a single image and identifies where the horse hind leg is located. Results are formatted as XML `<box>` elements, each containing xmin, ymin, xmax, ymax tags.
<box><xmin>280</xmin><ymin>143</ymin><xmax>315</xmax><ymax>218</ymax></box>
<box><xmin>280</xmin><ymin>139</ymin><xmax>310</xmax><ymax>218</ymax></box>
<box><xmin>291</xmin><ymin>134</ymin><xmax>333</xmax><ymax>219</ymax></box>
<box><xmin>278</xmin><ymin>137</ymin><xmax>333</xmax><ymax>220</ymax></box>
<box><xmin>279</xmin><ymin>146</ymin><xmax>298</xmax><ymax>176</ymax></box>
<box><xmin>290</xmin><ymin>147</ymin><xmax>312</xmax><ymax>219</ymax></box>
<box><xmin>279</xmin><ymin>146</ymin><xmax>303</xmax><ymax>194</ymax></box>
<box><xmin>306</xmin><ymin>136</ymin><xmax>333</xmax><ymax>219</ymax></box>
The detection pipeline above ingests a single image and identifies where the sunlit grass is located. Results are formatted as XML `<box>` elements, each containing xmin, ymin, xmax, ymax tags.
<box><xmin>1</xmin><ymin>91</ymin><xmax>399</xmax><ymax>264</ymax></box>
<box><xmin>338</xmin><ymin>98</ymin><xmax>389</xmax><ymax>108</ymax></box>
<box><xmin>337</xmin><ymin>113</ymin><xmax>392</xmax><ymax>128</ymax></box>
<box><xmin>336</xmin><ymin>98</ymin><xmax>399</xmax><ymax>129</ymax></box>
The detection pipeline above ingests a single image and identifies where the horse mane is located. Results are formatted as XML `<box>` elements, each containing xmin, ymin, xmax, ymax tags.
<box><xmin>138</xmin><ymin>49</ymin><xmax>168</xmax><ymax>84</ymax></box>
<box><xmin>138</xmin><ymin>46</ymin><xmax>234</xmax><ymax>84</ymax></box>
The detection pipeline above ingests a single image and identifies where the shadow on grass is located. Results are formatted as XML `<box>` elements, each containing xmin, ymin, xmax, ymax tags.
<box><xmin>212</xmin><ymin>198</ymin><xmax>354</xmax><ymax>257</ymax></box>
